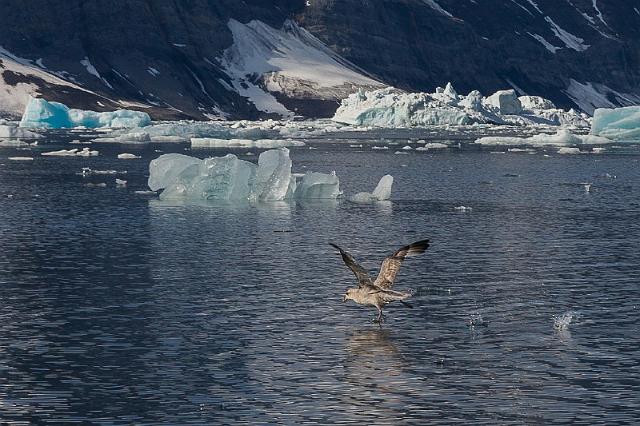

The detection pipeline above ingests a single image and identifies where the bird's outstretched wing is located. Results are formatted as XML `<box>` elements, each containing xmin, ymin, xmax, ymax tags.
<box><xmin>374</xmin><ymin>239</ymin><xmax>430</xmax><ymax>289</ymax></box>
<box><xmin>329</xmin><ymin>243</ymin><xmax>373</xmax><ymax>287</ymax></box>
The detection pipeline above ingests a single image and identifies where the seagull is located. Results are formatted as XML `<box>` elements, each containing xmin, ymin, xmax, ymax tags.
<box><xmin>330</xmin><ymin>239</ymin><xmax>430</xmax><ymax>324</ymax></box>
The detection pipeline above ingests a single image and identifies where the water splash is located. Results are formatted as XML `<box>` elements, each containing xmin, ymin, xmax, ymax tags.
<box><xmin>553</xmin><ymin>311</ymin><xmax>580</xmax><ymax>331</ymax></box>
<box><xmin>467</xmin><ymin>313</ymin><xmax>487</xmax><ymax>328</ymax></box>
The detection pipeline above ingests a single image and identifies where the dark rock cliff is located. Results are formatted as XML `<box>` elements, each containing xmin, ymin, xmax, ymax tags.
<box><xmin>0</xmin><ymin>0</ymin><xmax>638</xmax><ymax>119</ymax></box>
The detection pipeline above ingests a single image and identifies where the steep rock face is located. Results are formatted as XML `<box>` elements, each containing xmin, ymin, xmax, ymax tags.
<box><xmin>297</xmin><ymin>0</ymin><xmax>640</xmax><ymax>113</ymax></box>
<box><xmin>0</xmin><ymin>0</ymin><xmax>307</xmax><ymax>120</ymax></box>
<box><xmin>0</xmin><ymin>0</ymin><xmax>639</xmax><ymax>120</ymax></box>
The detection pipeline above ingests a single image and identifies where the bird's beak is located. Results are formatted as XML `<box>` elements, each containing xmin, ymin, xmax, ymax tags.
<box><xmin>342</xmin><ymin>295</ymin><xmax>347</xmax><ymax>303</ymax></box>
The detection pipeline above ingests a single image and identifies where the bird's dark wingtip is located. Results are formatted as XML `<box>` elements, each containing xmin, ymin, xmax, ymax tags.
<box><xmin>408</xmin><ymin>239</ymin><xmax>430</xmax><ymax>254</ymax></box>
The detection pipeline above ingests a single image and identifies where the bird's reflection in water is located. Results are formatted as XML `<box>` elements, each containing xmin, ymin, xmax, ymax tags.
<box><xmin>345</xmin><ymin>328</ymin><xmax>405</xmax><ymax>378</ymax></box>
<box><xmin>341</xmin><ymin>328</ymin><xmax>414</xmax><ymax>423</ymax></box>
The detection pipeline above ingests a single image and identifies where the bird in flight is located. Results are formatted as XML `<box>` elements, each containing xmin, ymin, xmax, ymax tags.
<box><xmin>330</xmin><ymin>239</ymin><xmax>430</xmax><ymax>324</ymax></box>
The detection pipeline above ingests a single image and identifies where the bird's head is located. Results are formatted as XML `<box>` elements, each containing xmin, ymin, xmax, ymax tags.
<box><xmin>343</xmin><ymin>288</ymin><xmax>355</xmax><ymax>303</ymax></box>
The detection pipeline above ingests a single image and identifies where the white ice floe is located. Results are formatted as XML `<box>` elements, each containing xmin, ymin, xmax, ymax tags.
<box><xmin>416</xmin><ymin>142</ymin><xmax>448</xmax><ymax>151</ymax></box>
<box><xmin>191</xmin><ymin>138</ymin><xmax>305</xmax><ymax>149</ymax></box>
<box><xmin>454</xmin><ymin>206</ymin><xmax>473</xmax><ymax>212</ymax></box>
<box><xmin>557</xmin><ymin>147</ymin><xmax>581</xmax><ymax>154</ymax></box>
<box><xmin>42</xmin><ymin>147</ymin><xmax>99</xmax><ymax>157</ymax></box>
<box><xmin>8</xmin><ymin>156</ymin><xmax>34</xmax><ymax>161</ymax></box>
<box><xmin>349</xmin><ymin>175</ymin><xmax>393</xmax><ymax>204</ymax></box>
<box><xmin>0</xmin><ymin>124</ymin><xmax>43</xmax><ymax>139</ymax></box>
<box><xmin>20</xmin><ymin>97</ymin><xmax>151</xmax><ymax>129</ymax></box>
<box><xmin>148</xmin><ymin>148</ymin><xmax>341</xmax><ymax>202</ymax></box>
<box><xmin>117</xmin><ymin>153</ymin><xmax>141</xmax><ymax>159</ymax></box>
<box><xmin>332</xmin><ymin>84</ymin><xmax>590</xmax><ymax>128</ymax></box>
<box><xmin>475</xmin><ymin>129</ymin><xmax>610</xmax><ymax>146</ymax></box>
<box><xmin>0</xmin><ymin>139</ymin><xmax>30</xmax><ymax>147</ymax></box>
<box><xmin>591</xmin><ymin>106</ymin><xmax>640</xmax><ymax>141</ymax></box>
<box><xmin>80</xmin><ymin>167</ymin><xmax>127</xmax><ymax>176</ymax></box>
<box><xmin>115</xmin><ymin>178</ymin><xmax>127</xmax><ymax>186</ymax></box>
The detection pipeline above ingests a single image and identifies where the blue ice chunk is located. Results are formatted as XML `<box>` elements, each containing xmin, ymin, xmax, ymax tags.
<box><xmin>19</xmin><ymin>97</ymin><xmax>151</xmax><ymax>129</ymax></box>
<box><xmin>591</xmin><ymin>106</ymin><xmax>640</xmax><ymax>140</ymax></box>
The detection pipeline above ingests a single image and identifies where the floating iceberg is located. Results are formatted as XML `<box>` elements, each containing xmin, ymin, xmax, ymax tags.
<box><xmin>0</xmin><ymin>124</ymin><xmax>43</xmax><ymax>139</ymax></box>
<box><xmin>148</xmin><ymin>148</ymin><xmax>341</xmax><ymax>202</ymax></box>
<box><xmin>349</xmin><ymin>175</ymin><xmax>393</xmax><ymax>203</ymax></box>
<box><xmin>191</xmin><ymin>138</ymin><xmax>305</xmax><ymax>149</ymax></box>
<box><xmin>20</xmin><ymin>97</ymin><xmax>151</xmax><ymax>129</ymax></box>
<box><xmin>294</xmin><ymin>172</ymin><xmax>341</xmax><ymax>199</ymax></box>
<box><xmin>148</xmin><ymin>154</ymin><xmax>202</xmax><ymax>192</ymax></box>
<box><xmin>332</xmin><ymin>85</ymin><xmax>590</xmax><ymax>128</ymax></box>
<box><xmin>591</xmin><ymin>106</ymin><xmax>640</xmax><ymax>140</ymax></box>
<box><xmin>249</xmin><ymin>148</ymin><xmax>294</xmax><ymax>202</ymax></box>
<box><xmin>475</xmin><ymin>129</ymin><xmax>610</xmax><ymax>146</ymax></box>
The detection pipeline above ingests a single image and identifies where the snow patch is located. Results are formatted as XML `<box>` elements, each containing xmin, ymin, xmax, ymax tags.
<box><xmin>565</xmin><ymin>79</ymin><xmax>640</xmax><ymax>115</ymax></box>
<box><xmin>80</xmin><ymin>57</ymin><xmax>113</xmax><ymax>89</ymax></box>
<box><xmin>544</xmin><ymin>17</ymin><xmax>590</xmax><ymax>51</ymax></box>
<box><xmin>421</xmin><ymin>0</ymin><xmax>453</xmax><ymax>18</ymax></box>
<box><xmin>528</xmin><ymin>33</ymin><xmax>561</xmax><ymax>53</ymax></box>
<box><xmin>220</xmin><ymin>19</ymin><xmax>381</xmax><ymax>117</ymax></box>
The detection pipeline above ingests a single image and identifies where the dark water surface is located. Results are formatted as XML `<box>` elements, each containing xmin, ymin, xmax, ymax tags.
<box><xmin>1</xmin><ymin>134</ymin><xmax>639</xmax><ymax>424</ymax></box>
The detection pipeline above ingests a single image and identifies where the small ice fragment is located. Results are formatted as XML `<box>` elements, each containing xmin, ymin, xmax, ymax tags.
<box><xmin>42</xmin><ymin>149</ymin><xmax>79</xmax><ymax>156</ymax></box>
<box><xmin>371</xmin><ymin>175</ymin><xmax>393</xmax><ymax>201</ymax></box>
<box><xmin>116</xmin><ymin>178</ymin><xmax>127</xmax><ymax>186</ymax></box>
<box><xmin>349</xmin><ymin>175</ymin><xmax>393</xmax><ymax>203</ymax></box>
<box><xmin>372</xmin><ymin>146</ymin><xmax>388</xmax><ymax>150</ymax></box>
<box><xmin>557</xmin><ymin>147</ymin><xmax>580</xmax><ymax>154</ymax></box>
<box><xmin>84</xmin><ymin>182</ymin><xmax>107</xmax><ymax>188</ymax></box>
<box><xmin>394</xmin><ymin>151</ymin><xmax>409</xmax><ymax>155</ymax></box>
<box><xmin>8</xmin><ymin>156</ymin><xmax>34</xmax><ymax>161</ymax></box>
<box><xmin>454</xmin><ymin>206</ymin><xmax>473</xmax><ymax>212</ymax></box>
<box><xmin>402</xmin><ymin>145</ymin><xmax>413</xmax><ymax>150</ymax></box>
<box><xmin>118</xmin><ymin>153</ymin><xmax>141</xmax><ymax>159</ymax></box>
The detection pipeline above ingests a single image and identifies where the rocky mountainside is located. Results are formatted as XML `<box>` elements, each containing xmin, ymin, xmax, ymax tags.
<box><xmin>0</xmin><ymin>0</ymin><xmax>638</xmax><ymax>120</ymax></box>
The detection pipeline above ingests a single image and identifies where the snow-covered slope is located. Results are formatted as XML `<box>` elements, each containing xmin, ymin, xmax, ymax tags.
<box><xmin>0</xmin><ymin>46</ymin><xmax>154</xmax><ymax>119</ymax></box>
<box><xmin>219</xmin><ymin>19</ymin><xmax>382</xmax><ymax>117</ymax></box>
<box><xmin>0</xmin><ymin>47</ymin><xmax>102</xmax><ymax>116</ymax></box>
